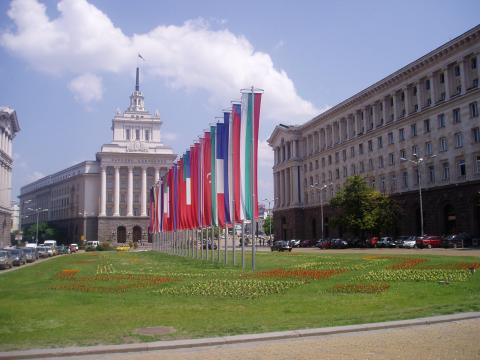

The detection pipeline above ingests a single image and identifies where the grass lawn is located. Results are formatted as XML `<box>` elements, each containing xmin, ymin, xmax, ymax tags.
<box><xmin>0</xmin><ymin>250</ymin><xmax>479</xmax><ymax>350</ymax></box>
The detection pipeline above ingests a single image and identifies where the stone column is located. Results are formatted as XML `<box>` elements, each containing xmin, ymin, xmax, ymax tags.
<box><xmin>416</xmin><ymin>82</ymin><xmax>422</xmax><ymax>110</ymax></box>
<box><xmin>362</xmin><ymin>108</ymin><xmax>368</xmax><ymax>132</ymax></box>
<box><xmin>141</xmin><ymin>167</ymin><xmax>147</xmax><ymax>216</ymax></box>
<box><xmin>429</xmin><ymin>73</ymin><xmax>436</xmax><ymax>105</ymax></box>
<box><xmin>382</xmin><ymin>98</ymin><xmax>387</xmax><ymax>123</ymax></box>
<box><xmin>371</xmin><ymin>104</ymin><xmax>377</xmax><ymax>128</ymax></box>
<box><xmin>127</xmin><ymin>167</ymin><xmax>133</xmax><ymax>216</ymax></box>
<box><xmin>444</xmin><ymin>68</ymin><xmax>450</xmax><ymax>100</ymax></box>
<box><xmin>458</xmin><ymin>58</ymin><xmax>466</xmax><ymax>95</ymax></box>
<box><xmin>100</xmin><ymin>167</ymin><xmax>107</xmax><ymax>216</ymax></box>
<box><xmin>403</xmin><ymin>87</ymin><xmax>409</xmax><ymax>116</ymax></box>
<box><xmin>8</xmin><ymin>135</ymin><xmax>12</xmax><ymax>157</ymax></box>
<box><xmin>113</xmin><ymin>166</ymin><xmax>120</xmax><ymax>217</ymax></box>
<box><xmin>392</xmin><ymin>92</ymin><xmax>398</xmax><ymax>121</ymax></box>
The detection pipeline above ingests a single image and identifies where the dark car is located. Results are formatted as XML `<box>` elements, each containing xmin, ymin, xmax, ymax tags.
<box><xmin>5</xmin><ymin>249</ymin><xmax>27</xmax><ymax>266</ymax></box>
<box><xmin>299</xmin><ymin>239</ymin><xmax>315</xmax><ymax>247</ymax></box>
<box><xmin>22</xmin><ymin>248</ymin><xmax>38</xmax><ymax>263</ymax></box>
<box><xmin>0</xmin><ymin>250</ymin><xmax>14</xmax><ymax>269</ymax></box>
<box><xmin>443</xmin><ymin>233</ymin><xmax>472</xmax><ymax>248</ymax></box>
<box><xmin>376</xmin><ymin>237</ymin><xmax>396</xmax><ymax>248</ymax></box>
<box><xmin>271</xmin><ymin>240</ymin><xmax>292</xmax><ymax>252</ymax></box>
<box><xmin>56</xmin><ymin>245</ymin><xmax>70</xmax><ymax>254</ymax></box>
<box><xmin>316</xmin><ymin>239</ymin><xmax>333</xmax><ymax>249</ymax></box>
<box><xmin>331</xmin><ymin>239</ymin><xmax>348</xmax><ymax>249</ymax></box>
<box><xmin>202</xmin><ymin>240</ymin><xmax>218</xmax><ymax>250</ymax></box>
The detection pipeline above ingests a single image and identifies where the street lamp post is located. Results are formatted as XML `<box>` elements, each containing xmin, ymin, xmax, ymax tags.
<box><xmin>27</xmin><ymin>207</ymin><xmax>48</xmax><ymax>245</ymax></box>
<box><xmin>263</xmin><ymin>198</ymin><xmax>273</xmax><ymax>245</ymax></box>
<box><xmin>401</xmin><ymin>154</ymin><xmax>436</xmax><ymax>236</ymax></box>
<box><xmin>310</xmin><ymin>183</ymin><xmax>329</xmax><ymax>240</ymax></box>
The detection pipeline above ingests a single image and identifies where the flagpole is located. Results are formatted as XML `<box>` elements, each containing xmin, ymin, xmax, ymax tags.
<box><xmin>241</xmin><ymin>220</ymin><xmax>245</xmax><ymax>271</ymax></box>
<box><xmin>232</xmin><ymin>221</ymin><xmax>236</xmax><ymax>266</ymax></box>
<box><xmin>251</xmin><ymin>86</ymin><xmax>256</xmax><ymax>272</ymax></box>
<box><xmin>224</xmin><ymin>224</ymin><xmax>227</xmax><ymax>265</ymax></box>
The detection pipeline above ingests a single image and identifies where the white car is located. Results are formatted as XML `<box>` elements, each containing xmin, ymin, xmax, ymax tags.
<box><xmin>402</xmin><ymin>236</ymin><xmax>417</xmax><ymax>248</ymax></box>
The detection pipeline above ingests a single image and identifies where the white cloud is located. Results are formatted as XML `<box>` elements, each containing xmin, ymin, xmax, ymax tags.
<box><xmin>1</xmin><ymin>0</ymin><xmax>319</xmax><ymax>124</ymax></box>
<box><xmin>68</xmin><ymin>73</ymin><xmax>103</xmax><ymax>104</ymax></box>
<box><xmin>258</xmin><ymin>139</ymin><xmax>273</xmax><ymax>167</ymax></box>
<box><xmin>162</xmin><ymin>132</ymin><xmax>177</xmax><ymax>142</ymax></box>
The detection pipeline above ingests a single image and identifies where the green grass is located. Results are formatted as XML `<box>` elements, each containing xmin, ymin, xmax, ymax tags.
<box><xmin>0</xmin><ymin>250</ymin><xmax>479</xmax><ymax>350</ymax></box>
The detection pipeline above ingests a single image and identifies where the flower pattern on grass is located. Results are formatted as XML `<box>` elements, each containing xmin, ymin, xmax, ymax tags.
<box><xmin>55</xmin><ymin>269</ymin><xmax>79</xmax><ymax>279</ymax></box>
<box><xmin>154</xmin><ymin>279</ymin><xmax>305</xmax><ymax>299</ymax></box>
<box><xmin>387</xmin><ymin>258</ymin><xmax>428</xmax><ymax>270</ymax></box>
<box><xmin>246</xmin><ymin>268</ymin><xmax>347</xmax><ymax>280</ymax></box>
<box><xmin>329</xmin><ymin>283</ymin><xmax>390</xmax><ymax>294</ymax></box>
<box><xmin>359</xmin><ymin>269</ymin><xmax>472</xmax><ymax>282</ymax></box>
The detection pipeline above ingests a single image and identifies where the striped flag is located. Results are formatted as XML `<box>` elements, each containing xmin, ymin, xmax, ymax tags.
<box><xmin>210</xmin><ymin>125</ymin><xmax>218</xmax><ymax>226</ymax></box>
<box><xmin>216</xmin><ymin>122</ymin><xmax>226</xmax><ymax>227</ymax></box>
<box><xmin>223</xmin><ymin>111</ymin><xmax>232</xmax><ymax>224</ymax></box>
<box><xmin>203</xmin><ymin>132</ymin><xmax>212</xmax><ymax>226</ymax></box>
<box><xmin>184</xmin><ymin>151</ymin><xmax>193</xmax><ymax>229</ymax></box>
<box><xmin>232</xmin><ymin>103</ymin><xmax>243</xmax><ymax>222</ymax></box>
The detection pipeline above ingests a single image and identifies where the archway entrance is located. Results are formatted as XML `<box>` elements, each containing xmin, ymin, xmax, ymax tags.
<box><xmin>117</xmin><ymin>226</ymin><xmax>126</xmax><ymax>243</ymax></box>
<box><xmin>133</xmin><ymin>226</ymin><xmax>142</xmax><ymax>243</ymax></box>
<box><xmin>443</xmin><ymin>204</ymin><xmax>456</xmax><ymax>234</ymax></box>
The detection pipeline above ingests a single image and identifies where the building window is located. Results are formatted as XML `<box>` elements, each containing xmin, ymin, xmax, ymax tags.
<box><xmin>476</xmin><ymin>155</ymin><xmax>480</xmax><ymax>174</ymax></box>
<box><xmin>335</xmin><ymin>168</ymin><xmax>340</xmax><ymax>179</ymax></box>
<box><xmin>368</xmin><ymin>140</ymin><xmax>373</xmax><ymax>152</ymax></box>
<box><xmin>438</xmin><ymin>113</ymin><xmax>445</xmax><ymax>128</ymax></box>
<box><xmin>321</xmin><ymin>157</ymin><xmax>325</xmax><ymax>167</ymax></box>
<box><xmin>428</xmin><ymin>165</ymin><xmax>435</xmax><ymax>183</ymax></box>
<box><xmin>442</xmin><ymin>162</ymin><xmax>450</xmax><ymax>181</ymax></box>
<box><xmin>378</xmin><ymin>156</ymin><xmax>384</xmax><ymax>168</ymax></box>
<box><xmin>335</xmin><ymin>152</ymin><xmax>340</xmax><ymax>163</ymax></box>
<box><xmin>126</xmin><ymin>129</ymin><xmax>130</xmax><ymax>140</ymax></box>
<box><xmin>400</xmin><ymin>149</ymin><xmax>406</xmax><ymax>159</ymax></box>
<box><xmin>440</xmin><ymin>73</ymin><xmax>445</xmax><ymax>84</ymax></box>
<box><xmin>359</xmin><ymin>161</ymin><xmax>365</xmax><ymax>173</ymax></box>
<box><xmin>454</xmin><ymin>132</ymin><xmax>464</xmax><ymax>148</ymax></box>
<box><xmin>439</xmin><ymin>137</ymin><xmax>448</xmax><ymax>152</ymax></box>
<box><xmin>343</xmin><ymin>166</ymin><xmax>347</xmax><ymax>177</ymax></box>
<box><xmin>472</xmin><ymin>57</ymin><xmax>478</xmax><ymax>69</ymax></box>
<box><xmin>410</xmin><ymin>123</ymin><xmax>417</xmax><ymax>137</ymax></box>
<box><xmin>458</xmin><ymin>159</ymin><xmax>466</xmax><ymax>177</ymax></box>
<box><xmin>368</xmin><ymin>158</ymin><xmax>374</xmax><ymax>171</ymax></box>
<box><xmin>425</xmin><ymin>79</ymin><xmax>430</xmax><ymax>90</ymax></box>
<box><xmin>424</xmin><ymin>119</ymin><xmax>430</xmax><ymax>133</ymax></box>
<box><xmin>309</xmin><ymin>162</ymin><xmax>313</xmax><ymax>171</ymax></box>
<box><xmin>135</xmin><ymin>129</ymin><xmax>140</xmax><ymax>140</ymax></box>
<box><xmin>328</xmin><ymin>155</ymin><xmax>332</xmax><ymax>165</ymax></box>
<box><xmin>377</xmin><ymin>136</ymin><xmax>383</xmax><ymax>149</ymax></box>
<box><xmin>402</xmin><ymin>171</ymin><xmax>408</xmax><ymax>188</ymax></box>
<box><xmin>391</xmin><ymin>174</ymin><xmax>397</xmax><ymax>192</ymax></box>
<box><xmin>389</xmin><ymin>153</ymin><xmax>395</xmax><ymax>166</ymax></box>
<box><xmin>388</xmin><ymin>132</ymin><xmax>394</xmax><ymax>144</ymax></box>
<box><xmin>315</xmin><ymin>160</ymin><xmax>319</xmax><ymax>169</ymax></box>
<box><xmin>470</xmin><ymin>102</ymin><xmax>479</xmax><ymax>118</ymax></box>
<box><xmin>145</xmin><ymin>130</ymin><xmax>150</xmax><ymax>141</ymax></box>
<box><xmin>399</xmin><ymin>129</ymin><xmax>405</xmax><ymax>142</ymax></box>
<box><xmin>453</xmin><ymin>108</ymin><xmax>461</xmax><ymax>123</ymax></box>
<box><xmin>380</xmin><ymin>176</ymin><xmax>386</xmax><ymax>193</ymax></box>
<box><xmin>342</xmin><ymin>149</ymin><xmax>347</xmax><ymax>161</ymax></box>
<box><xmin>454</xmin><ymin>65</ymin><xmax>460</xmax><ymax>77</ymax></box>
<box><xmin>412</xmin><ymin>145</ymin><xmax>418</xmax><ymax>156</ymax></box>
<box><xmin>350</xmin><ymin>146</ymin><xmax>355</xmax><ymax>158</ymax></box>
<box><xmin>304</xmin><ymin>164</ymin><xmax>307</xmax><ymax>172</ymax></box>
<box><xmin>425</xmin><ymin>142</ymin><xmax>433</xmax><ymax>156</ymax></box>
<box><xmin>359</xmin><ymin>143</ymin><xmax>364</xmax><ymax>155</ymax></box>
<box><xmin>473</xmin><ymin>127</ymin><xmax>480</xmax><ymax>143</ymax></box>
<box><xmin>351</xmin><ymin>164</ymin><xmax>356</xmax><ymax>175</ymax></box>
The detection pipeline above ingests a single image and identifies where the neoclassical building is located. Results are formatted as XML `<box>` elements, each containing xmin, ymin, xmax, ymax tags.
<box><xmin>19</xmin><ymin>69</ymin><xmax>176</xmax><ymax>244</ymax></box>
<box><xmin>268</xmin><ymin>25</ymin><xmax>480</xmax><ymax>241</ymax></box>
<box><xmin>0</xmin><ymin>106</ymin><xmax>20</xmax><ymax>247</ymax></box>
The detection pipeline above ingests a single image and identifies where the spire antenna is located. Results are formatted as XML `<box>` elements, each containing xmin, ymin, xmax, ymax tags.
<box><xmin>135</xmin><ymin>67</ymin><xmax>140</xmax><ymax>92</ymax></box>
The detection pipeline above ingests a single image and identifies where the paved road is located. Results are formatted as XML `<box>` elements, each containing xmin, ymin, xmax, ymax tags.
<box><xmin>50</xmin><ymin>318</ymin><xmax>480</xmax><ymax>360</ymax></box>
<box><xmin>291</xmin><ymin>247</ymin><xmax>480</xmax><ymax>257</ymax></box>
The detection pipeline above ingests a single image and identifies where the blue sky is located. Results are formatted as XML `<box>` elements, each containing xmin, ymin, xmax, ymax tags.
<box><xmin>1</xmin><ymin>0</ymin><xmax>479</xmax><ymax>206</ymax></box>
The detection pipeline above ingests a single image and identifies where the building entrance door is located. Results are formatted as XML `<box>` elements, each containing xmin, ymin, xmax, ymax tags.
<box><xmin>117</xmin><ymin>226</ymin><xmax>126</xmax><ymax>243</ymax></box>
<box><xmin>133</xmin><ymin>226</ymin><xmax>142</xmax><ymax>243</ymax></box>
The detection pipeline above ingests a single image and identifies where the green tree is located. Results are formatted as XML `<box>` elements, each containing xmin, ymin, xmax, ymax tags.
<box><xmin>263</xmin><ymin>215</ymin><xmax>273</xmax><ymax>236</ymax></box>
<box><xmin>23</xmin><ymin>222</ymin><xmax>59</xmax><ymax>243</ymax></box>
<box><xmin>330</xmin><ymin>176</ymin><xmax>401</xmax><ymax>238</ymax></box>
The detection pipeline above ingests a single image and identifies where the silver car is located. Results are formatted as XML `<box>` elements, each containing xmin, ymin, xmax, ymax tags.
<box><xmin>0</xmin><ymin>250</ymin><xmax>13</xmax><ymax>269</ymax></box>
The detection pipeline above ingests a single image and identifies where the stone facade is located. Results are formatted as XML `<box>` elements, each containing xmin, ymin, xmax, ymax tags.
<box><xmin>0</xmin><ymin>106</ymin><xmax>20</xmax><ymax>247</ymax></box>
<box><xmin>269</xmin><ymin>26</ymin><xmax>480</xmax><ymax>241</ymax></box>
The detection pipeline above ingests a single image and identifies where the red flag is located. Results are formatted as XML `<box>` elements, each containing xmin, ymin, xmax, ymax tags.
<box><xmin>253</xmin><ymin>93</ymin><xmax>262</xmax><ymax>219</ymax></box>
<box><xmin>232</xmin><ymin>103</ymin><xmax>242</xmax><ymax>222</ymax></box>
<box><xmin>203</xmin><ymin>132</ymin><xmax>212</xmax><ymax>226</ymax></box>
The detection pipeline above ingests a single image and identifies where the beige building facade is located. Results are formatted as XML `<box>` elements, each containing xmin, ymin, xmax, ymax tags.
<box><xmin>0</xmin><ymin>106</ymin><xmax>20</xmax><ymax>247</ymax></box>
<box><xmin>20</xmin><ymin>69</ymin><xmax>176</xmax><ymax>244</ymax></box>
<box><xmin>268</xmin><ymin>26</ymin><xmax>480</xmax><ymax>241</ymax></box>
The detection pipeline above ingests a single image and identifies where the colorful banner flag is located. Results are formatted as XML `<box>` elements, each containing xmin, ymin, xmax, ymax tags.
<box><xmin>203</xmin><ymin>132</ymin><xmax>212</xmax><ymax>226</ymax></box>
<box><xmin>216</xmin><ymin>122</ymin><xmax>226</xmax><ymax>227</ymax></box>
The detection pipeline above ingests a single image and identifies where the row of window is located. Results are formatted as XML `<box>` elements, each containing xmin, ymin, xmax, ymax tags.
<box><xmin>125</xmin><ymin>128</ymin><xmax>151</xmax><ymax>141</ymax></box>
<box><xmin>107</xmin><ymin>193</ymin><xmax>145</xmax><ymax>203</ymax></box>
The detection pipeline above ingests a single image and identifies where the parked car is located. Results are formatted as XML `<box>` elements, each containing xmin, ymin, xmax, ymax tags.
<box><xmin>376</xmin><ymin>237</ymin><xmax>396</xmax><ymax>248</ymax></box>
<box><xmin>416</xmin><ymin>236</ymin><xmax>442</xmax><ymax>249</ymax></box>
<box><xmin>331</xmin><ymin>238</ymin><xmax>348</xmax><ymax>249</ymax></box>
<box><xmin>202</xmin><ymin>240</ymin><xmax>218</xmax><ymax>250</ymax></box>
<box><xmin>85</xmin><ymin>241</ymin><xmax>100</xmax><ymax>251</ymax></box>
<box><xmin>401</xmin><ymin>236</ymin><xmax>417</xmax><ymax>248</ymax></box>
<box><xmin>22</xmin><ymin>247</ymin><xmax>38</xmax><ymax>262</ymax></box>
<box><xmin>299</xmin><ymin>239</ymin><xmax>315</xmax><ymax>247</ymax></box>
<box><xmin>6</xmin><ymin>249</ymin><xmax>27</xmax><ymax>266</ymax></box>
<box><xmin>37</xmin><ymin>246</ymin><xmax>50</xmax><ymax>258</ymax></box>
<box><xmin>69</xmin><ymin>243</ymin><xmax>79</xmax><ymax>253</ymax></box>
<box><xmin>443</xmin><ymin>233</ymin><xmax>472</xmax><ymax>248</ymax></box>
<box><xmin>0</xmin><ymin>250</ymin><xmax>14</xmax><ymax>269</ymax></box>
<box><xmin>316</xmin><ymin>239</ymin><xmax>333</xmax><ymax>249</ymax></box>
<box><xmin>289</xmin><ymin>239</ymin><xmax>301</xmax><ymax>248</ymax></box>
<box><xmin>25</xmin><ymin>243</ymin><xmax>37</xmax><ymax>249</ymax></box>
<box><xmin>271</xmin><ymin>240</ymin><xmax>292</xmax><ymax>252</ymax></box>
<box><xmin>366</xmin><ymin>237</ymin><xmax>379</xmax><ymax>248</ymax></box>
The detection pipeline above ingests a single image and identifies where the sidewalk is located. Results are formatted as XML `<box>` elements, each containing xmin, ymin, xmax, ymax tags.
<box><xmin>1</xmin><ymin>312</ymin><xmax>479</xmax><ymax>359</ymax></box>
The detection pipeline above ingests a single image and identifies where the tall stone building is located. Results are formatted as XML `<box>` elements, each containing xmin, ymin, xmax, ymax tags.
<box><xmin>0</xmin><ymin>107</ymin><xmax>20</xmax><ymax>248</ymax></box>
<box><xmin>19</xmin><ymin>69</ymin><xmax>176</xmax><ymax>244</ymax></box>
<box><xmin>268</xmin><ymin>25</ymin><xmax>480</xmax><ymax>241</ymax></box>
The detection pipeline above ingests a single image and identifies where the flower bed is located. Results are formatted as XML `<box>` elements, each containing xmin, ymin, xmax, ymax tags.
<box><xmin>387</xmin><ymin>258</ymin><xmax>428</xmax><ymax>270</ymax></box>
<box><xmin>295</xmin><ymin>262</ymin><xmax>369</xmax><ymax>271</ymax></box>
<box><xmin>420</xmin><ymin>262</ymin><xmax>480</xmax><ymax>270</ymax></box>
<box><xmin>247</xmin><ymin>268</ymin><xmax>346</xmax><ymax>280</ymax></box>
<box><xmin>359</xmin><ymin>269</ymin><xmax>472</xmax><ymax>282</ymax></box>
<box><xmin>154</xmin><ymin>279</ymin><xmax>305</xmax><ymax>299</ymax></box>
<box><xmin>329</xmin><ymin>282</ymin><xmax>390</xmax><ymax>294</ymax></box>
<box><xmin>55</xmin><ymin>269</ymin><xmax>79</xmax><ymax>279</ymax></box>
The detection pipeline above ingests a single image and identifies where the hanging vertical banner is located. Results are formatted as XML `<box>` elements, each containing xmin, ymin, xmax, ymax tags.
<box><xmin>203</xmin><ymin>132</ymin><xmax>212</xmax><ymax>226</ymax></box>
<box><xmin>226</xmin><ymin>109</ymin><xmax>234</xmax><ymax>225</ymax></box>
<box><xmin>184</xmin><ymin>150</ymin><xmax>193</xmax><ymax>229</ymax></box>
<box><xmin>252</xmin><ymin>92</ymin><xmax>262</xmax><ymax>219</ymax></box>
<box><xmin>216</xmin><ymin>122</ymin><xmax>226</xmax><ymax>227</ymax></box>
<box><xmin>232</xmin><ymin>103</ymin><xmax>243</xmax><ymax>222</ymax></box>
<box><xmin>210</xmin><ymin>125</ymin><xmax>218</xmax><ymax>227</ymax></box>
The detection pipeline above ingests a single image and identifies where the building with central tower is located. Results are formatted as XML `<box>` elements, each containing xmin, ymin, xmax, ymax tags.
<box><xmin>20</xmin><ymin>68</ymin><xmax>176</xmax><ymax>244</ymax></box>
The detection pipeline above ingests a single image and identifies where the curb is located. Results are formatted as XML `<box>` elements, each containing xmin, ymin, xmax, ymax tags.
<box><xmin>2</xmin><ymin>312</ymin><xmax>480</xmax><ymax>359</ymax></box>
